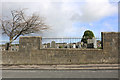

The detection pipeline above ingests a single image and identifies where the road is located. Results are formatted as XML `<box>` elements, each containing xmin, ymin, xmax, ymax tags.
<box><xmin>2</xmin><ymin>69</ymin><xmax>119</xmax><ymax>78</ymax></box>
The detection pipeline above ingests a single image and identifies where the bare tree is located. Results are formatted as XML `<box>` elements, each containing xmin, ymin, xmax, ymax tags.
<box><xmin>1</xmin><ymin>9</ymin><xmax>49</xmax><ymax>50</ymax></box>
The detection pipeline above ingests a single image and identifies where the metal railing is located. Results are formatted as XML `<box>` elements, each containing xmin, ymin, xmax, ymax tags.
<box><xmin>0</xmin><ymin>37</ymin><xmax>102</xmax><ymax>51</ymax></box>
<box><xmin>0</xmin><ymin>40</ymin><xmax>19</xmax><ymax>51</ymax></box>
<box><xmin>42</xmin><ymin>37</ymin><xmax>101</xmax><ymax>49</ymax></box>
<box><xmin>0</xmin><ymin>40</ymin><xmax>19</xmax><ymax>45</ymax></box>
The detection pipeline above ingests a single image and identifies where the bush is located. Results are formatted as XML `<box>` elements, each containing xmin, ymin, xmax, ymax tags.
<box><xmin>59</xmin><ymin>46</ymin><xmax>63</xmax><ymax>48</ymax></box>
<box><xmin>98</xmin><ymin>47</ymin><xmax>102</xmax><ymax>49</ymax></box>
<box><xmin>81</xmin><ymin>30</ymin><xmax>95</xmax><ymax>43</ymax></box>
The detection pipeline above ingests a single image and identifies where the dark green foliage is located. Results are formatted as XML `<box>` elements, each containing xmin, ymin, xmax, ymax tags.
<box><xmin>81</xmin><ymin>30</ymin><xmax>95</xmax><ymax>43</ymax></box>
<box><xmin>98</xmin><ymin>47</ymin><xmax>102</xmax><ymax>49</ymax></box>
<box><xmin>59</xmin><ymin>46</ymin><xmax>63</xmax><ymax>48</ymax></box>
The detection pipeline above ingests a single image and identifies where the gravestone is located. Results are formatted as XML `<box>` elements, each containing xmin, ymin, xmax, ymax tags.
<box><xmin>92</xmin><ymin>37</ymin><xmax>97</xmax><ymax>48</ymax></box>
<box><xmin>87</xmin><ymin>39</ymin><xmax>93</xmax><ymax>48</ymax></box>
<box><xmin>87</xmin><ymin>37</ymin><xmax>97</xmax><ymax>48</ymax></box>
<box><xmin>67</xmin><ymin>44</ymin><xmax>70</xmax><ymax>48</ymax></box>
<box><xmin>73</xmin><ymin>44</ymin><xmax>76</xmax><ymax>48</ymax></box>
<box><xmin>47</xmin><ymin>43</ymin><xmax>50</xmax><ymax>48</ymax></box>
<box><xmin>87</xmin><ymin>43</ymin><xmax>94</xmax><ymax>48</ymax></box>
<box><xmin>79</xmin><ymin>44</ymin><xmax>81</xmax><ymax>48</ymax></box>
<box><xmin>51</xmin><ymin>41</ymin><xmax>56</xmax><ymax>48</ymax></box>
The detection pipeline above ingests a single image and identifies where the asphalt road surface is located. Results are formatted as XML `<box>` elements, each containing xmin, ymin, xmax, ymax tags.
<box><xmin>2</xmin><ymin>69</ymin><xmax>119</xmax><ymax>78</ymax></box>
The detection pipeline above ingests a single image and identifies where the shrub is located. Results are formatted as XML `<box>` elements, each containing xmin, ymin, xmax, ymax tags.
<box><xmin>81</xmin><ymin>30</ymin><xmax>95</xmax><ymax>43</ymax></box>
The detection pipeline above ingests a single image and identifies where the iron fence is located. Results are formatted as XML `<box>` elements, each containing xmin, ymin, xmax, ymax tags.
<box><xmin>42</xmin><ymin>37</ymin><xmax>101</xmax><ymax>49</ymax></box>
<box><xmin>0</xmin><ymin>40</ymin><xmax>19</xmax><ymax>51</ymax></box>
<box><xmin>0</xmin><ymin>37</ymin><xmax>102</xmax><ymax>51</ymax></box>
<box><xmin>0</xmin><ymin>40</ymin><xmax>19</xmax><ymax>45</ymax></box>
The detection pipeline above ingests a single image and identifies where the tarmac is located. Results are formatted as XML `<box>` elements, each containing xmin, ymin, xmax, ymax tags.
<box><xmin>1</xmin><ymin>64</ymin><xmax>120</xmax><ymax>70</ymax></box>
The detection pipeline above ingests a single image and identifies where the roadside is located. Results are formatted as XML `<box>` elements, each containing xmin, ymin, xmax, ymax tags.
<box><xmin>1</xmin><ymin>64</ymin><xmax>120</xmax><ymax>70</ymax></box>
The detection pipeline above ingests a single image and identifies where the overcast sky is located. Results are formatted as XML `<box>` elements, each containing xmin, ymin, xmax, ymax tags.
<box><xmin>1</xmin><ymin>0</ymin><xmax>119</xmax><ymax>40</ymax></box>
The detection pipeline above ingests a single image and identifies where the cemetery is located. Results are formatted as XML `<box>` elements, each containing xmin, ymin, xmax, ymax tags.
<box><xmin>0</xmin><ymin>30</ymin><xmax>101</xmax><ymax>51</ymax></box>
<box><xmin>1</xmin><ymin>32</ymin><xmax>119</xmax><ymax>65</ymax></box>
<box><xmin>42</xmin><ymin>37</ymin><xmax>98</xmax><ymax>49</ymax></box>
<box><xmin>0</xmin><ymin>36</ymin><xmax>100</xmax><ymax>51</ymax></box>
<box><xmin>0</xmin><ymin>44</ymin><xmax>19</xmax><ymax>51</ymax></box>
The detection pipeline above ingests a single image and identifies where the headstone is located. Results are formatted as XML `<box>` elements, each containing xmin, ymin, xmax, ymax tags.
<box><xmin>87</xmin><ymin>39</ymin><xmax>93</xmax><ymax>44</ymax></box>
<box><xmin>87</xmin><ymin>43</ymin><xmax>94</xmax><ymax>48</ymax></box>
<box><xmin>92</xmin><ymin>37</ymin><xmax>97</xmax><ymax>48</ymax></box>
<box><xmin>73</xmin><ymin>44</ymin><xmax>76</xmax><ymax>48</ymax></box>
<box><xmin>79</xmin><ymin>44</ymin><xmax>81</xmax><ymax>48</ymax></box>
<box><xmin>67</xmin><ymin>44</ymin><xmax>70</xmax><ymax>48</ymax></box>
<box><xmin>87</xmin><ymin>37</ymin><xmax>97</xmax><ymax>48</ymax></box>
<box><xmin>51</xmin><ymin>41</ymin><xmax>56</xmax><ymax>48</ymax></box>
<box><xmin>87</xmin><ymin>39</ymin><xmax>93</xmax><ymax>48</ymax></box>
<box><xmin>47</xmin><ymin>43</ymin><xmax>50</xmax><ymax>48</ymax></box>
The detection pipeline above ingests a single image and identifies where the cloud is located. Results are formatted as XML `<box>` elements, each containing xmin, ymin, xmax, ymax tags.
<box><xmin>71</xmin><ymin>0</ymin><xmax>117</xmax><ymax>22</ymax></box>
<box><xmin>1</xmin><ymin>0</ymin><xmax>118</xmax><ymax>38</ymax></box>
<box><xmin>89</xmin><ymin>23</ymin><xmax>93</xmax><ymax>27</ymax></box>
<box><xmin>103</xmin><ymin>23</ymin><xmax>115</xmax><ymax>31</ymax></box>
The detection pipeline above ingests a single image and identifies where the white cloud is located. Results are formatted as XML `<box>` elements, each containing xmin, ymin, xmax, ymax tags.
<box><xmin>1</xmin><ymin>0</ymin><xmax>118</xmax><ymax>38</ymax></box>
<box><xmin>71</xmin><ymin>0</ymin><xmax>117</xmax><ymax>22</ymax></box>
<box><xmin>103</xmin><ymin>23</ymin><xmax>115</xmax><ymax>31</ymax></box>
<box><xmin>89</xmin><ymin>23</ymin><xmax>93</xmax><ymax>27</ymax></box>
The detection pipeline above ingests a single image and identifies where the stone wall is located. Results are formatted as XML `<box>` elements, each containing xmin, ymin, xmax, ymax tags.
<box><xmin>102</xmin><ymin>32</ymin><xmax>118</xmax><ymax>53</ymax></box>
<box><xmin>1</xmin><ymin>32</ymin><xmax>119</xmax><ymax>65</ymax></box>
<box><xmin>19</xmin><ymin>36</ymin><xmax>42</xmax><ymax>52</ymax></box>
<box><xmin>101</xmin><ymin>32</ymin><xmax>119</xmax><ymax>62</ymax></box>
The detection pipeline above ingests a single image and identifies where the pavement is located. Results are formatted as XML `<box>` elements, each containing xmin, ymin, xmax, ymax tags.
<box><xmin>1</xmin><ymin>64</ymin><xmax>119</xmax><ymax>78</ymax></box>
<box><xmin>1</xmin><ymin>64</ymin><xmax>119</xmax><ymax>70</ymax></box>
<box><xmin>2</xmin><ymin>69</ymin><xmax>119</xmax><ymax>78</ymax></box>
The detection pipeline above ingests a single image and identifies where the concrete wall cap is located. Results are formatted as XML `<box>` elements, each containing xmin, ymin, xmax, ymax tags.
<box><xmin>19</xmin><ymin>36</ymin><xmax>42</xmax><ymax>38</ymax></box>
<box><xmin>101</xmin><ymin>32</ymin><xmax>120</xmax><ymax>34</ymax></box>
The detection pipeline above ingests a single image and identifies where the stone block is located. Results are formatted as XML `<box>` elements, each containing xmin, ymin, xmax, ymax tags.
<box><xmin>19</xmin><ymin>36</ymin><xmax>42</xmax><ymax>52</ymax></box>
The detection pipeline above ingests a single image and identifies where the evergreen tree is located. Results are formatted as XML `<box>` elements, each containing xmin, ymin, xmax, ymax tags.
<box><xmin>81</xmin><ymin>30</ymin><xmax>95</xmax><ymax>43</ymax></box>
